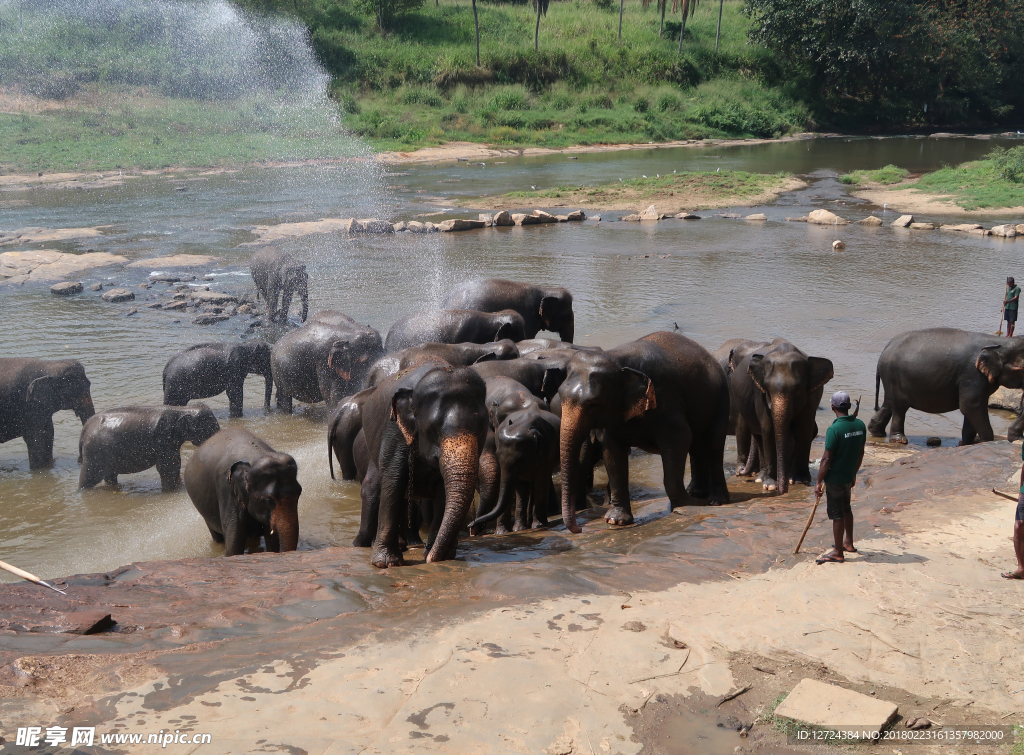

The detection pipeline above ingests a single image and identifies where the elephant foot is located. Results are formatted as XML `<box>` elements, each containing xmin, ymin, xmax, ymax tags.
<box><xmin>512</xmin><ymin>521</ymin><xmax>528</xmax><ymax>533</ymax></box>
<box><xmin>351</xmin><ymin>533</ymin><xmax>374</xmax><ymax>548</ymax></box>
<box><xmin>495</xmin><ymin>523</ymin><xmax>511</xmax><ymax>536</ymax></box>
<box><xmin>706</xmin><ymin>491</ymin><xmax>730</xmax><ymax>507</ymax></box>
<box><xmin>734</xmin><ymin>467</ymin><xmax>754</xmax><ymax>478</ymax></box>
<box><xmin>889</xmin><ymin>433</ymin><xmax>909</xmax><ymax>445</ymax></box>
<box><xmin>28</xmin><ymin>458</ymin><xmax>55</xmax><ymax>470</ymax></box>
<box><xmin>605</xmin><ymin>505</ymin><xmax>634</xmax><ymax>526</ymax></box>
<box><xmin>761</xmin><ymin>477</ymin><xmax>778</xmax><ymax>492</ymax></box>
<box><xmin>532</xmin><ymin>520</ymin><xmax>548</xmax><ymax>530</ymax></box>
<box><xmin>370</xmin><ymin>547</ymin><xmax>405</xmax><ymax>569</ymax></box>
<box><xmin>789</xmin><ymin>474</ymin><xmax>812</xmax><ymax>486</ymax></box>
<box><xmin>754</xmin><ymin>474</ymin><xmax>763</xmax><ymax>484</ymax></box>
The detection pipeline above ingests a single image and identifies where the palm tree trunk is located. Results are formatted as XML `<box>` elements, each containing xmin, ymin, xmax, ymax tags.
<box><xmin>473</xmin><ymin>0</ymin><xmax>480</xmax><ymax>66</ymax></box>
<box><xmin>535</xmin><ymin>3</ymin><xmax>541</xmax><ymax>52</ymax></box>
<box><xmin>618</xmin><ymin>0</ymin><xmax>624</xmax><ymax>38</ymax></box>
<box><xmin>715</xmin><ymin>0</ymin><xmax>723</xmax><ymax>51</ymax></box>
<box><xmin>677</xmin><ymin>0</ymin><xmax>689</xmax><ymax>53</ymax></box>
<box><xmin>378</xmin><ymin>0</ymin><xmax>384</xmax><ymax>30</ymax></box>
<box><xmin>660</xmin><ymin>0</ymin><xmax>666</xmax><ymax>35</ymax></box>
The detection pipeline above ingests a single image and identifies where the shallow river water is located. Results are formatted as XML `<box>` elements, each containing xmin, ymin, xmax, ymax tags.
<box><xmin>1</xmin><ymin>135</ymin><xmax>1023</xmax><ymax>581</ymax></box>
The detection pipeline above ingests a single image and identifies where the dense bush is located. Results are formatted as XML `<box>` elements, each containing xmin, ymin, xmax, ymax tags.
<box><xmin>990</xmin><ymin>146</ymin><xmax>1024</xmax><ymax>184</ymax></box>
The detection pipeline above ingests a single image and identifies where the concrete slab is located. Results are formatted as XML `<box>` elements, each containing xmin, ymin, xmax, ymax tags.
<box><xmin>775</xmin><ymin>678</ymin><xmax>897</xmax><ymax>735</ymax></box>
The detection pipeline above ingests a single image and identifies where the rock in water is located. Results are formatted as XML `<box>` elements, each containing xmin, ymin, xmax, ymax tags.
<box><xmin>566</xmin><ymin>210</ymin><xmax>586</xmax><ymax>221</ymax></box>
<box><xmin>493</xmin><ymin>210</ymin><xmax>514</xmax><ymax>226</ymax></box>
<box><xmin>675</xmin><ymin>212</ymin><xmax>701</xmax><ymax>220</ymax></box>
<box><xmin>909</xmin><ymin>222</ymin><xmax>935</xmax><ymax>230</ymax></box>
<box><xmin>436</xmin><ymin>218</ymin><xmax>487</xmax><ymax>232</ymax></box>
<box><xmin>50</xmin><ymin>281</ymin><xmax>83</xmax><ymax>296</ymax></box>
<box><xmin>807</xmin><ymin>209</ymin><xmax>849</xmax><ymax>225</ymax></box>
<box><xmin>832</xmin><ymin>240</ymin><xmax>845</xmax><ymax>250</ymax></box>
<box><xmin>638</xmin><ymin>205</ymin><xmax>659</xmax><ymax>221</ymax></box>
<box><xmin>857</xmin><ymin>216</ymin><xmax>883</xmax><ymax>226</ymax></box>
<box><xmin>988</xmin><ymin>386</ymin><xmax>1023</xmax><ymax>413</ymax></box>
<box><xmin>193</xmin><ymin>314</ymin><xmax>229</xmax><ymax>325</ymax></box>
<box><xmin>926</xmin><ymin>437</ymin><xmax>942</xmax><ymax>447</ymax></box>
<box><xmin>478</xmin><ymin>213</ymin><xmax>493</xmax><ymax>227</ymax></box>
<box><xmin>891</xmin><ymin>214</ymin><xmax>914</xmax><ymax>228</ymax></box>
<box><xmin>532</xmin><ymin>210</ymin><xmax>558</xmax><ymax>223</ymax></box>
<box><xmin>991</xmin><ymin>224</ymin><xmax>1018</xmax><ymax>238</ymax></box>
<box><xmin>101</xmin><ymin>288</ymin><xmax>135</xmax><ymax>303</ymax></box>
<box><xmin>744</xmin><ymin>213</ymin><xmax>767</xmax><ymax>221</ymax></box>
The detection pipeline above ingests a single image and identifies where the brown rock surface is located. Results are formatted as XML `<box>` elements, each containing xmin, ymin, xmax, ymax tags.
<box><xmin>0</xmin><ymin>250</ymin><xmax>128</xmax><ymax>284</ymax></box>
<box><xmin>125</xmin><ymin>255</ymin><xmax>218</xmax><ymax>269</ymax></box>
<box><xmin>807</xmin><ymin>209</ymin><xmax>849</xmax><ymax>225</ymax></box>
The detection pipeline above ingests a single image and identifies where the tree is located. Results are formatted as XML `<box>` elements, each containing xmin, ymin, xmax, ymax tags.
<box><xmin>472</xmin><ymin>0</ymin><xmax>480</xmax><ymax>65</ymax></box>
<box><xmin>641</xmin><ymin>0</ymin><xmax>669</xmax><ymax>36</ymax></box>
<box><xmin>714</xmin><ymin>0</ymin><xmax>723</xmax><ymax>50</ymax></box>
<box><xmin>675</xmin><ymin>0</ymin><xmax>699</xmax><ymax>53</ymax></box>
<box><xmin>533</xmin><ymin>0</ymin><xmax>549</xmax><ymax>52</ymax></box>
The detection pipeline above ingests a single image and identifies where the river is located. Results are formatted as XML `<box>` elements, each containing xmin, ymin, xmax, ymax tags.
<box><xmin>1</xmin><ymin>135</ymin><xmax>1022</xmax><ymax>581</ymax></box>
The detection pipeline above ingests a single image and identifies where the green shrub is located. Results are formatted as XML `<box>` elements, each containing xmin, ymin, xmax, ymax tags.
<box><xmin>488</xmin><ymin>88</ymin><xmax>531</xmax><ymax>111</ymax></box>
<box><xmin>990</xmin><ymin>146</ymin><xmax>1024</xmax><ymax>184</ymax></box>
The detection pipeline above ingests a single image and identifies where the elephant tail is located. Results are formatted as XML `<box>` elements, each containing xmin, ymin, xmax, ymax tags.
<box><xmin>327</xmin><ymin>425</ymin><xmax>336</xmax><ymax>481</ymax></box>
<box><xmin>874</xmin><ymin>369</ymin><xmax>881</xmax><ymax>411</ymax></box>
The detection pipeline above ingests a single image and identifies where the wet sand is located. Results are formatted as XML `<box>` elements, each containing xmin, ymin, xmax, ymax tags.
<box><xmin>1</xmin><ymin>441</ymin><xmax>1021</xmax><ymax>752</ymax></box>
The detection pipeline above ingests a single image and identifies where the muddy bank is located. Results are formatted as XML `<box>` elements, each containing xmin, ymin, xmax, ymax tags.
<box><xmin>0</xmin><ymin>442</ymin><xmax>1019</xmax><ymax>746</ymax></box>
<box><xmin>854</xmin><ymin>184</ymin><xmax>1024</xmax><ymax>217</ymax></box>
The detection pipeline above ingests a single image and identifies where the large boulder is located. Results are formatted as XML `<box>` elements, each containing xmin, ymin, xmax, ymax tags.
<box><xmin>392</xmin><ymin>221</ymin><xmax>408</xmax><ymax>232</ymax></box>
<box><xmin>493</xmin><ymin>210</ymin><xmax>514</xmax><ymax>226</ymax></box>
<box><xmin>1016</xmin><ymin>224</ymin><xmax>1024</xmax><ymax>235</ymax></box>
<box><xmin>126</xmin><ymin>255</ymin><xmax>216</xmax><ymax>269</ymax></box>
<box><xmin>991</xmin><ymin>224</ymin><xmax>1018</xmax><ymax>238</ymax></box>
<box><xmin>101</xmin><ymin>288</ymin><xmax>135</xmax><ymax>303</ymax></box>
<box><xmin>193</xmin><ymin>314</ymin><xmax>229</xmax><ymax>325</ymax></box>
<box><xmin>639</xmin><ymin>205</ymin><xmax>660</xmax><ymax>220</ymax></box>
<box><xmin>989</xmin><ymin>386</ymin><xmax>1023</xmax><ymax>413</ymax></box>
<box><xmin>192</xmin><ymin>291</ymin><xmax>238</xmax><ymax>305</ymax></box>
<box><xmin>532</xmin><ymin>210</ymin><xmax>558</xmax><ymax>224</ymax></box>
<box><xmin>512</xmin><ymin>213</ymin><xmax>542</xmax><ymax>226</ymax></box>
<box><xmin>436</xmin><ymin>218</ymin><xmax>487</xmax><ymax>232</ymax></box>
<box><xmin>909</xmin><ymin>222</ymin><xmax>935</xmax><ymax>230</ymax></box>
<box><xmin>478</xmin><ymin>214</ymin><xmax>494</xmax><ymax>226</ymax></box>
<box><xmin>675</xmin><ymin>212</ymin><xmax>701</xmax><ymax>220</ymax></box>
<box><xmin>355</xmin><ymin>219</ymin><xmax>394</xmax><ymax>234</ymax></box>
<box><xmin>744</xmin><ymin>213</ymin><xmax>767</xmax><ymax>221</ymax></box>
<box><xmin>807</xmin><ymin>209</ymin><xmax>849</xmax><ymax>225</ymax></box>
<box><xmin>620</xmin><ymin>214</ymin><xmax>641</xmax><ymax>222</ymax></box>
<box><xmin>891</xmin><ymin>214</ymin><xmax>914</xmax><ymax>228</ymax></box>
<box><xmin>857</xmin><ymin>216</ymin><xmax>883</xmax><ymax>226</ymax></box>
<box><xmin>566</xmin><ymin>210</ymin><xmax>586</xmax><ymax>221</ymax></box>
<box><xmin>50</xmin><ymin>281</ymin><xmax>83</xmax><ymax>296</ymax></box>
<box><xmin>940</xmin><ymin>223</ymin><xmax>983</xmax><ymax>232</ymax></box>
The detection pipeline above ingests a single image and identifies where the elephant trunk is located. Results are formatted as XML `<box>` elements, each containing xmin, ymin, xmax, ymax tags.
<box><xmin>76</xmin><ymin>393</ymin><xmax>95</xmax><ymax>423</ymax></box>
<box><xmin>270</xmin><ymin>497</ymin><xmax>300</xmax><ymax>552</ymax></box>
<box><xmin>558</xmin><ymin>399</ymin><xmax>586</xmax><ymax>534</ymax></box>
<box><xmin>469</xmin><ymin>468</ymin><xmax>516</xmax><ymax>530</ymax></box>
<box><xmin>427</xmin><ymin>434</ymin><xmax>480</xmax><ymax>563</ymax></box>
<box><xmin>772</xmin><ymin>395</ymin><xmax>790</xmax><ymax>495</ymax></box>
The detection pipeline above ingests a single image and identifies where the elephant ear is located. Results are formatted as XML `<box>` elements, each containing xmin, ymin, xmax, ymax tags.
<box><xmin>808</xmin><ymin>357</ymin><xmax>834</xmax><ymax>393</ymax></box>
<box><xmin>25</xmin><ymin>376</ymin><xmax>57</xmax><ymax>405</ymax></box>
<box><xmin>540</xmin><ymin>366</ymin><xmax>567</xmax><ymax>400</ymax></box>
<box><xmin>154</xmin><ymin>410</ymin><xmax>179</xmax><ymax>442</ymax></box>
<box><xmin>327</xmin><ymin>340</ymin><xmax>352</xmax><ymax>381</ymax></box>
<box><xmin>539</xmin><ymin>296</ymin><xmax>560</xmax><ymax>328</ymax></box>
<box><xmin>228</xmin><ymin>461</ymin><xmax>251</xmax><ymax>509</ymax></box>
<box><xmin>621</xmin><ymin>367</ymin><xmax>657</xmax><ymax>420</ymax></box>
<box><xmin>473</xmin><ymin>351</ymin><xmax>499</xmax><ymax>364</ymax></box>
<box><xmin>976</xmin><ymin>345</ymin><xmax>1003</xmax><ymax>384</ymax></box>
<box><xmin>747</xmin><ymin>354</ymin><xmax>768</xmax><ymax>394</ymax></box>
<box><xmin>726</xmin><ymin>348</ymin><xmax>738</xmax><ymax>375</ymax></box>
<box><xmin>389</xmin><ymin>387</ymin><xmax>416</xmax><ymax>444</ymax></box>
<box><xmin>494</xmin><ymin>321</ymin><xmax>516</xmax><ymax>342</ymax></box>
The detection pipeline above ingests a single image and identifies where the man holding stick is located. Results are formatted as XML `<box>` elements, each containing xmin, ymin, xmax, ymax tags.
<box><xmin>814</xmin><ymin>391</ymin><xmax>866</xmax><ymax>564</ymax></box>
<box><xmin>1004</xmin><ymin>277</ymin><xmax>1020</xmax><ymax>337</ymax></box>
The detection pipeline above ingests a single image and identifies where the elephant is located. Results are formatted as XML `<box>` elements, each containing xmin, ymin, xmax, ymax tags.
<box><xmin>328</xmin><ymin>386</ymin><xmax>375</xmax><ymax>481</ymax></box>
<box><xmin>471</xmin><ymin>357</ymin><xmax>569</xmax><ymax>402</ymax></box>
<box><xmin>163</xmin><ymin>341</ymin><xmax>272</xmax><ymax>418</ymax></box>
<box><xmin>79</xmin><ymin>405</ymin><xmax>220</xmax><ymax>491</ymax></box>
<box><xmin>470</xmin><ymin>377</ymin><xmax>560</xmax><ymax>534</ymax></box>
<box><xmin>718</xmin><ymin>338</ymin><xmax>833</xmax><ymax>494</ymax></box>
<box><xmin>444</xmin><ymin>279</ymin><xmax>575</xmax><ymax>342</ymax></box>
<box><xmin>516</xmin><ymin>338</ymin><xmax>593</xmax><ymax>356</ymax></box>
<box><xmin>354</xmin><ymin>359</ymin><xmax>488</xmax><ymax>567</ymax></box>
<box><xmin>364</xmin><ymin>340</ymin><xmax>520</xmax><ymax>388</ymax></box>
<box><xmin>384</xmin><ymin>309</ymin><xmax>526</xmax><ymax>353</ymax></box>
<box><xmin>869</xmin><ymin>328</ymin><xmax>1024</xmax><ymax>445</ymax></box>
<box><xmin>183</xmin><ymin>427</ymin><xmax>302</xmax><ymax>556</ymax></box>
<box><xmin>0</xmin><ymin>358</ymin><xmax>95</xmax><ymax>469</ymax></box>
<box><xmin>271</xmin><ymin>310</ymin><xmax>384</xmax><ymax>412</ymax></box>
<box><xmin>558</xmin><ymin>332</ymin><xmax>731</xmax><ymax>533</ymax></box>
<box><xmin>251</xmin><ymin>248</ymin><xmax>309</xmax><ymax>323</ymax></box>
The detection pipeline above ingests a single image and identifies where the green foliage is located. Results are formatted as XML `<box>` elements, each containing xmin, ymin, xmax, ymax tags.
<box><xmin>909</xmin><ymin>155</ymin><xmax>1024</xmax><ymax>210</ymax></box>
<box><xmin>743</xmin><ymin>0</ymin><xmax>1024</xmax><ymax>127</ymax></box>
<box><xmin>990</xmin><ymin>146</ymin><xmax>1024</xmax><ymax>184</ymax></box>
<box><xmin>351</xmin><ymin>0</ymin><xmax>425</xmax><ymax>28</ymax></box>
<box><xmin>840</xmin><ymin>165</ymin><xmax>910</xmax><ymax>185</ymax></box>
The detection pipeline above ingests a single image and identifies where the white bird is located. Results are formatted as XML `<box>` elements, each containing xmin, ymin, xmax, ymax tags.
<box><xmin>642</xmin><ymin>175</ymin><xmax>647</xmax><ymax>179</ymax></box>
<box><xmin>531</xmin><ymin>185</ymin><xmax>537</xmax><ymax>190</ymax></box>
<box><xmin>656</xmin><ymin>174</ymin><xmax>660</xmax><ymax>178</ymax></box>
<box><xmin>619</xmin><ymin>178</ymin><xmax>623</xmax><ymax>182</ymax></box>
<box><xmin>717</xmin><ymin>168</ymin><xmax>720</xmax><ymax>173</ymax></box>
<box><xmin>673</xmin><ymin>169</ymin><xmax>676</xmax><ymax>174</ymax></box>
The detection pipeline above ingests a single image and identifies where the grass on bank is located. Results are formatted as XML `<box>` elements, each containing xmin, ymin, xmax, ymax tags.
<box><xmin>503</xmin><ymin>169</ymin><xmax>791</xmax><ymax>201</ymax></box>
<box><xmin>331</xmin><ymin>0</ymin><xmax>809</xmax><ymax>149</ymax></box>
<box><xmin>839</xmin><ymin>164</ymin><xmax>909</xmax><ymax>186</ymax></box>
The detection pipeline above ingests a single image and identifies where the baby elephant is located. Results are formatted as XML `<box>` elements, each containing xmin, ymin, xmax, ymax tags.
<box><xmin>184</xmin><ymin>427</ymin><xmax>302</xmax><ymax>556</ymax></box>
<box><xmin>79</xmin><ymin>405</ymin><xmax>220</xmax><ymax>491</ymax></box>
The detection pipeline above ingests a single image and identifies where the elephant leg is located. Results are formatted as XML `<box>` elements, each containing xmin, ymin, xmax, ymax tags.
<box><xmin>407</xmin><ymin>498</ymin><xmax>425</xmax><ymax>547</ymax></box>
<box><xmin>788</xmin><ymin>415</ymin><xmax>817</xmax><ymax>486</ymax></box>
<box><xmin>657</xmin><ymin>425</ymin><xmax>694</xmax><ymax>509</ymax></box>
<box><xmin>156</xmin><ymin>454</ymin><xmax>182</xmax><ymax>492</ymax></box>
<box><xmin>371</xmin><ymin>453</ymin><xmax>409</xmax><ymax>568</ymax></box>
<box><xmin>601</xmin><ymin>431</ymin><xmax>634</xmax><ymax>525</ymax></box>
<box><xmin>163</xmin><ymin>387</ymin><xmax>188</xmax><ymax>407</ymax></box>
<box><xmin>275</xmin><ymin>385</ymin><xmax>293</xmax><ymax>414</ymax></box>
<box><xmin>531</xmin><ymin>475</ymin><xmax>551</xmax><ymax>529</ymax></box>
<box><xmin>735</xmin><ymin>416</ymin><xmax>757</xmax><ymax>476</ymax></box>
<box><xmin>959</xmin><ymin>399</ymin><xmax>994</xmax><ymax>444</ymax></box>
<box><xmin>1009</xmin><ymin>411</ymin><xmax>1024</xmax><ymax>442</ymax></box>
<box><xmin>513</xmin><ymin>480</ymin><xmax>532</xmax><ymax>532</ymax></box>
<box><xmin>222</xmin><ymin>518</ymin><xmax>248</xmax><ymax>556</ymax></box>
<box><xmin>474</xmin><ymin>446</ymin><xmax>500</xmax><ymax>535</ymax></box>
<box><xmin>207</xmin><ymin>525</ymin><xmax>225</xmax><ymax>544</ymax></box>
<box><xmin>868</xmin><ymin>402</ymin><xmax>892</xmax><ymax>438</ymax></box>
<box><xmin>424</xmin><ymin>486</ymin><xmax>444</xmax><ymax>554</ymax></box>
<box><xmin>280</xmin><ymin>289</ymin><xmax>294</xmax><ymax>322</ymax></box>
<box><xmin>353</xmin><ymin>460</ymin><xmax>380</xmax><ymax>547</ymax></box>
<box><xmin>692</xmin><ymin>427</ymin><xmax>729</xmax><ymax>506</ymax></box>
<box><xmin>264</xmin><ymin>375</ymin><xmax>273</xmax><ymax>410</ymax></box>
<box><xmin>78</xmin><ymin>452</ymin><xmax>105</xmax><ymax>489</ymax></box>
<box><xmin>226</xmin><ymin>379</ymin><xmax>244</xmax><ymax>419</ymax></box>
<box><xmin>25</xmin><ymin>421</ymin><xmax>55</xmax><ymax>470</ymax></box>
<box><xmin>888</xmin><ymin>401</ymin><xmax>911</xmax><ymax>444</ymax></box>
<box><xmin>576</xmin><ymin>435</ymin><xmax>601</xmax><ymax>510</ymax></box>
<box><xmin>759</xmin><ymin>420</ymin><xmax>780</xmax><ymax>492</ymax></box>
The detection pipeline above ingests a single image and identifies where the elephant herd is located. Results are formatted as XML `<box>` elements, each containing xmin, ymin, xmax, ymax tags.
<box><xmin>3</xmin><ymin>270</ymin><xmax>1024</xmax><ymax>568</ymax></box>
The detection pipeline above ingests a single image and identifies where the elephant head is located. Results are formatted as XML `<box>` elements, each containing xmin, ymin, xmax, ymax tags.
<box><xmin>976</xmin><ymin>339</ymin><xmax>1024</xmax><ymax>389</ymax></box>
<box><xmin>492</xmin><ymin>310</ymin><xmax>528</xmax><ymax>343</ymax></box>
<box><xmin>158</xmin><ymin>404</ymin><xmax>221</xmax><ymax>448</ymax></box>
<box><xmin>328</xmin><ymin>332</ymin><xmax>385</xmax><ymax>400</ymax></box>
<box><xmin>539</xmin><ymin>288</ymin><xmax>574</xmax><ymax>343</ymax></box>
<box><xmin>478</xmin><ymin>339</ymin><xmax>520</xmax><ymax>363</ymax></box>
<box><xmin>236</xmin><ymin>341</ymin><xmax>272</xmax><ymax>376</ymax></box>
<box><xmin>390</xmin><ymin>365</ymin><xmax>488</xmax><ymax>562</ymax></box>
<box><xmin>229</xmin><ymin>452</ymin><xmax>301</xmax><ymax>552</ymax></box>
<box><xmin>27</xmin><ymin>361</ymin><xmax>95</xmax><ymax>424</ymax></box>
<box><xmin>558</xmin><ymin>352</ymin><xmax>657</xmax><ymax>532</ymax></box>
<box><xmin>747</xmin><ymin>342</ymin><xmax>833</xmax><ymax>495</ymax></box>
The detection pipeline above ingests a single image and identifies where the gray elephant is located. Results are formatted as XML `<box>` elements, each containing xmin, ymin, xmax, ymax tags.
<box><xmin>870</xmin><ymin>328</ymin><xmax>1024</xmax><ymax>444</ymax></box>
<box><xmin>271</xmin><ymin>310</ymin><xmax>384</xmax><ymax>412</ymax></box>
<box><xmin>328</xmin><ymin>386</ymin><xmax>375</xmax><ymax>481</ymax></box>
<box><xmin>163</xmin><ymin>341</ymin><xmax>272</xmax><ymax>418</ymax></box>
<box><xmin>444</xmin><ymin>279</ymin><xmax>575</xmax><ymax>342</ymax></box>
<box><xmin>0</xmin><ymin>358</ymin><xmax>95</xmax><ymax>468</ymax></box>
<box><xmin>558</xmin><ymin>332</ymin><xmax>731</xmax><ymax>532</ymax></box>
<box><xmin>384</xmin><ymin>309</ymin><xmax>526</xmax><ymax>353</ymax></box>
<box><xmin>355</xmin><ymin>359</ymin><xmax>488</xmax><ymax>567</ymax></box>
<box><xmin>716</xmin><ymin>338</ymin><xmax>833</xmax><ymax>494</ymax></box>
<box><xmin>184</xmin><ymin>427</ymin><xmax>302</xmax><ymax>556</ymax></box>
<box><xmin>364</xmin><ymin>340</ymin><xmax>520</xmax><ymax>388</ymax></box>
<box><xmin>471</xmin><ymin>356</ymin><xmax>569</xmax><ymax>402</ymax></box>
<box><xmin>79</xmin><ymin>405</ymin><xmax>220</xmax><ymax>491</ymax></box>
<box><xmin>251</xmin><ymin>248</ymin><xmax>309</xmax><ymax>323</ymax></box>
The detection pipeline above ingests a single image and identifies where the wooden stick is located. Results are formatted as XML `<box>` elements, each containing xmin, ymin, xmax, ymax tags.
<box><xmin>0</xmin><ymin>559</ymin><xmax>66</xmax><ymax>595</ymax></box>
<box><xmin>993</xmin><ymin>488</ymin><xmax>1019</xmax><ymax>502</ymax></box>
<box><xmin>997</xmin><ymin>285</ymin><xmax>1007</xmax><ymax>336</ymax></box>
<box><xmin>794</xmin><ymin>492</ymin><xmax>822</xmax><ymax>555</ymax></box>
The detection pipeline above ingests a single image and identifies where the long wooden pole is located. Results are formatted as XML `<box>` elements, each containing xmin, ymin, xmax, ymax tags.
<box><xmin>793</xmin><ymin>492</ymin><xmax>821</xmax><ymax>555</ymax></box>
<box><xmin>997</xmin><ymin>285</ymin><xmax>1008</xmax><ymax>336</ymax></box>
<box><xmin>0</xmin><ymin>559</ymin><xmax>66</xmax><ymax>595</ymax></box>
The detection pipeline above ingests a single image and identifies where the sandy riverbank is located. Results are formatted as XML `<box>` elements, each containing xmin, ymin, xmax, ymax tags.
<box><xmin>855</xmin><ymin>182</ymin><xmax>1024</xmax><ymax>217</ymax></box>
<box><xmin>0</xmin><ymin>441</ymin><xmax>1021</xmax><ymax>753</ymax></box>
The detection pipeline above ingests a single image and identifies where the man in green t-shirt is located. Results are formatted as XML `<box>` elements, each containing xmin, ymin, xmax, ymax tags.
<box><xmin>1001</xmin><ymin>444</ymin><xmax>1024</xmax><ymax>579</ymax></box>
<box><xmin>814</xmin><ymin>390</ymin><xmax>866</xmax><ymax>564</ymax></box>
<box><xmin>1004</xmin><ymin>276</ymin><xmax>1020</xmax><ymax>337</ymax></box>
